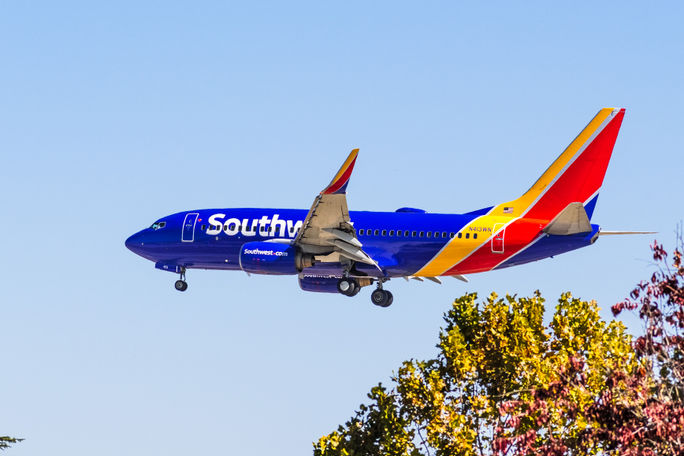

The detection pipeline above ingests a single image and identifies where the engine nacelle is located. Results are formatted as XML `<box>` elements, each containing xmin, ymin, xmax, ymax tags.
<box><xmin>298</xmin><ymin>275</ymin><xmax>341</xmax><ymax>293</ymax></box>
<box><xmin>239</xmin><ymin>242</ymin><xmax>314</xmax><ymax>275</ymax></box>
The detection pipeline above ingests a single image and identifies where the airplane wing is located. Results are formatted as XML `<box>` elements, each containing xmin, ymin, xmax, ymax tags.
<box><xmin>294</xmin><ymin>149</ymin><xmax>379</xmax><ymax>268</ymax></box>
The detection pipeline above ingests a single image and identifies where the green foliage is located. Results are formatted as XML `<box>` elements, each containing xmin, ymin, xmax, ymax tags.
<box><xmin>314</xmin><ymin>291</ymin><xmax>636</xmax><ymax>456</ymax></box>
<box><xmin>316</xmin><ymin>383</ymin><xmax>419</xmax><ymax>456</ymax></box>
<box><xmin>316</xmin><ymin>239</ymin><xmax>684</xmax><ymax>455</ymax></box>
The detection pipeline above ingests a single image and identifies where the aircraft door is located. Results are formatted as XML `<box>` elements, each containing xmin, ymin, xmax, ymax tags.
<box><xmin>182</xmin><ymin>213</ymin><xmax>199</xmax><ymax>242</ymax></box>
<box><xmin>492</xmin><ymin>223</ymin><xmax>505</xmax><ymax>253</ymax></box>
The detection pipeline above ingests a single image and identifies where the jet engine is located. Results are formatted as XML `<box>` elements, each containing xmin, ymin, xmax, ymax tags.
<box><xmin>239</xmin><ymin>242</ymin><xmax>314</xmax><ymax>275</ymax></box>
<box><xmin>298</xmin><ymin>275</ymin><xmax>341</xmax><ymax>293</ymax></box>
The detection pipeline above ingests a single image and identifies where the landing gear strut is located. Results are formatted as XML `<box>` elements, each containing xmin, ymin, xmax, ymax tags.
<box><xmin>370</xmin><ymin>280</ymin><xmax>393</xmax><ymax>307</ymax></box>
<box><xmin>174</xmin><ymin>268</ymin><xmax>188</xmax><ymax>292</ymax></box>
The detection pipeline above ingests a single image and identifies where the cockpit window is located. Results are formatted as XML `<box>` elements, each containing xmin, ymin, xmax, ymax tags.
<box><xmin>150</xmin><ymin>221</ymin><xmax>167</xmax><ymax>230</ymax></box>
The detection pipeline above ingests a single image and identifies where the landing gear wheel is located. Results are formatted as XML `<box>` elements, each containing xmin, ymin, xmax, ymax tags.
<box><xmin>384</xmin><ymin>290</ymin><xmax>393</xmax><ymax>306</ymax></box>
<box><xmin>174</xmin><ymin>268</ymin><xmax>188</xmax><ymax>292</ymax></box>
<box><xmin>337</xmin><ymin>278</ymin><xmax>360</xmax><ymax>297</ymax></box>
<box><xmin>371</xmin><ymin>289</ymin><xmax>393</xmax><ymax>307</ymax></box>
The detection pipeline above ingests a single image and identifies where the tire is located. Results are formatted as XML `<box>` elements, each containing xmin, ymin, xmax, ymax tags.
<box><xmin>338</xmin><ymin>278</ymin><xmax>359</xmax><ymax>297</ymax></box>
<box><xmin>175</xmin><ymin>280</ymin><xmax>188</xmax><ymax>292</ymax></box>
<box><xmin>371</xmin><ymin>289</ymin><xmax>387</xmax><ymax>306</ymax></box>
<box><xmin>383</xmin><ymin>291</ymin><xmax>393</xmax><ymax>307</ymax></box>
<box><xmin>337</xmin><ymin>279</ymin><xmax>352</xmax><ymax>295</ymax></box>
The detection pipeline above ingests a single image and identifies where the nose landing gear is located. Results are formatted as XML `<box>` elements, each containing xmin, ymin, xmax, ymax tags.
<box><xmin>174</xmin><ymin>268</ymin><xmax>188</xmax><ymax>292</ymax></box>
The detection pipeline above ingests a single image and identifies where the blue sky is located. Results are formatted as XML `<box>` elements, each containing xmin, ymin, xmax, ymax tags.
<box><xmin>1</xmin><ymin>2</ymin><xmax>682</xmax><ymax>455</ymax></box>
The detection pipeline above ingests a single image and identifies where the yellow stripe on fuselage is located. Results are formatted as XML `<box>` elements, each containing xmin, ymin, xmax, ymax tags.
<box><xmin>413</xmin><ymin>215</ymin><xmax>514</xmax><ymax>277</ymax></box>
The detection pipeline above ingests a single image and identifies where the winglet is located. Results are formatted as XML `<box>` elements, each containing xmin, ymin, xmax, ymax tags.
<box><xmin>322</xmin><ymin>149</ymin><xmax>359</xmax><ymax>195</ymax></box>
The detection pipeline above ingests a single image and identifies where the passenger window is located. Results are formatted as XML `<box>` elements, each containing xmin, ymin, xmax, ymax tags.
<box><xmin>374</xmin><ymin>229</ymin><xmax>379</xmax><ymax>236</ymax></box>
<box><xmin>404</xmin><ymin>230</ymin><xmax>409</xmax><ymax>237</ymax></box>
<box><xmin>359</xmin><ymin>229</ymin><xmax>364</xmax><ymax>235</ymax></box>
<box><xmin>442</xmin><ymin>231</ymin><xmax>447</xmax><ymax>238</ymax></box>
<box><xmin>449</xmin><ymin>232</ymin><xmax>455</xmax><ymax>238</ymax></box>
<box><xmin>466</xmin><ymin>233</ymin><xmax>470</xmax><ymax>239</ymax></box>
<box><xmin>389</xmin><ymin>230</ymin><xmax>395</xmax><ymax>236</ymax></box>
<box><xmin>382</xmin><ymin>230</ymin><xmax>387</xmax><ymax>236</ymax></box>
<box><xmin>201</xmin><ymin>225</ymin><xmax>206</xmax><ymax>231</ymax></box>
<box><xmin>458</xmin><ymin>233</ymin><xmax>462</xmax><ymax>239</ymax></box>
<box><xmin>419</xmin><ymin>231</ymin><xmax>424</xmax><ymax>237</ymax></box>
<box><xmin>412</xmin><ymin>231</ymin><xmax>417</xmax><ymax>237</ymax></box>
<box><xmin>427</xmin><ymin>232</ymin><xmax>432</xmax><ymax>238</ymax></box>
<box><xmin>474</xmin><ymin>233</ymin><xmax>478</xmax><ymax>239</ymax></box>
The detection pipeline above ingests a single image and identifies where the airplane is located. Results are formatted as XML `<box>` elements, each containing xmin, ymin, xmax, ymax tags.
<box><xmin>126</xmin><ymin>107</ymin><xmax>651</xmax><ymax>307</ymax></box>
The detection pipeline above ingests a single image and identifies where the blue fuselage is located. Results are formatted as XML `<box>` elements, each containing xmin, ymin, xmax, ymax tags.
<box><xmin>125</xmin><ymin>207</ymin><xmax>600</xmax><ymax>278</ymax></box>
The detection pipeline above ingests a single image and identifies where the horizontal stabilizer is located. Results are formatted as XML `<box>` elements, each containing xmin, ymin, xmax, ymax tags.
<box><xmin>599</xmin><ymin>231</ymin><xmax>657</xmax><ymax>236</ymax></box>
<box><xmin>544</xmin><ymin>202</ymin><xmax>592</xmax><ymax>235</ymax></box>
<box><xmin>404</xmin><ymin>276</ymin><xmax>442</xmax><ymax>284</ymax></box>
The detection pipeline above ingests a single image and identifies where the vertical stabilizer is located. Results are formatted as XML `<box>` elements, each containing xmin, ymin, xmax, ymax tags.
<box><xmin>491</xmin><ymin>108</ymin><xmax>625</xmax><ymax>222</ymax></box>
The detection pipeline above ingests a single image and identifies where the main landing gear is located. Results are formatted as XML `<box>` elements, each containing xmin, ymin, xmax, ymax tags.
<box><xmin>174</xmin><ymin>268</ymin><xmax>188</xmax><ymax>292</ymax></box>
<box><xmin>337</xmin><ymin>276</ymin><xmax>392</xmax><ymax>306</ymax></box>
<box><xmin>371</xmin><ymin>284</ymin><xmax>393</xmax><ymax>308</ymax></box>
<box><xmin>337</xmin><ymin>277</ymin><xmax>361</xmax><ymax>297</ymax></box>
<box><xmin>358</xmin><ymin>276</ymin><xmax>393</xmax><ymax>308</ymax></box>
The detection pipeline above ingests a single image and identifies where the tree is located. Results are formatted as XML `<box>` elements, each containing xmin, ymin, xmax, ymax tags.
<box><xmin>314</xmin><ymin>240</ymin><xmax>684</xmax><ymax>455</ymax></box>
<box><xmin>499</xmin><ymin>240</ymin><xmax>684</xmax><ymax>455</ymax></box>
<box><xmin>314</xmin><ymin>291</ymin><xmax>636</xmax><ymax>455</ymax></box>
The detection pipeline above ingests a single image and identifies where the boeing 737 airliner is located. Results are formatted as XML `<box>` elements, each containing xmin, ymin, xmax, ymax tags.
<box><xmin>126</xmin><ymin>108</ymin><xmax>649</xmax><ymax>307</ymax></box>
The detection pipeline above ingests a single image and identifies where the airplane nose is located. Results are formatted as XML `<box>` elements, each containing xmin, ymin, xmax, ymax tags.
<box><xmin>125</xmin><ymin>231</ymin><xmax>145</xmax><ymax>255</ymax></box>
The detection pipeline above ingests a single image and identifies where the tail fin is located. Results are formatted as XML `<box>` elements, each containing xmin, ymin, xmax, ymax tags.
<box><xmin>492</xmin><ymin>107</ymin><xmax>625</xmax><ymax>222</ymax></box>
